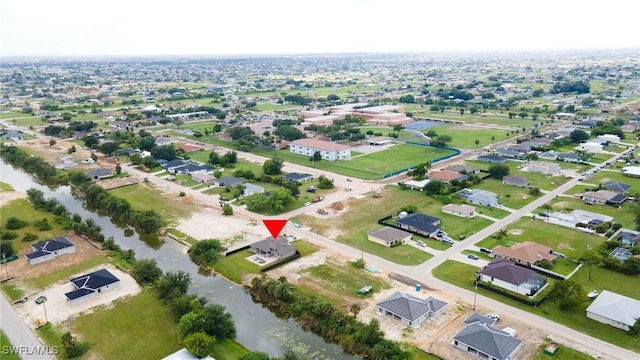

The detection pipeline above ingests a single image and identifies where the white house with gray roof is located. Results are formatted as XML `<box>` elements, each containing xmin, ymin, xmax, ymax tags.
<box><xmin>452</xmin><ymin>313</ymin><xmax>523</xmax><ymax>360</ymax></box>
<box><xmin>367</xmin><ymin>227</ymin><xmax>412</xmax><ymax>247</ymax></box>
<box><xmin>376</xmin><ymin>291</ymin><xmax>447</xmax><ymax>329</ymax></box>
<box><xmin>586</xmin><ymin>290</ymin><xmax>640</xmax><ymax>331</ymax></box>
<box><xmin>249</xmin><ymin>236</ymin><xmax>297</xmax><ymax>259</ymax></box>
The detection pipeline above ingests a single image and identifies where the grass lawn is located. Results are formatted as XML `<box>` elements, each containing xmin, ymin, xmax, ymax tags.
<box><xmin>466</xmin><ymin>160</ymin><xmax>573</xmax><ymax>191</ymax></box>
<box><xmin>251</xmin><ymin>144</ymin><xmax>456</xmax><ymax>180</ymax></box>
<box><xmin>416</xmin><ymin>109</ymin><xmax>537</xmax><ymax>128</ymax></box>
<box><xmin>0</xmin><ymin>198</ymin><xmax>68</xmax><ymax>253</ymax></box>
<box><xmin>538</xmin><ymin>196</ymin><xmax>636</xmax><ymax>230</ymax></box>
<box><xmin>0</xmin><ymin>181</ymin><xmax>15</xmax><ymax>191</ymax></box>
<box><xmin>502</xmin><ymin>217</ymin><xmax>604</xmax><ymax>260</ymax></box>
<box><xmin>174</xmin><ymin>174</ymin><xmax>200</xmax><ymax>188</ymax></box>
<box><xmin>250</xmin><ymin>102</ymin><xmax>298</xmax><ymax>112</ymax></box>
<box><xmin>109</xmin><ymin>183</ymin><xmax>195</xmax><ymax>222</ymax></box>
<box><xmin>71</xmin><ymin>289</ymin><xmax>182</xmax><ymax>360</ymax></box>
<box><xmin>210</xmin><ymin>338</ymin><xmax>249</xmax><ymax>360</ymax></box>
<box><xmin>432</xmin><ymin>260</ymin><xmax>640</xmax><ymax>352</ymax></box>
<box><xmin>298</xmin><ymin>260</ymin><xmax>391</xmax><ymax>307</ymax></box>
<box><xmin>0</xmin><ymin>283</ymin><xmax>25</xmax><ymax>301</ymax></box>
<box><xmin>0</xmin><ymin>330</ymin><xmax>21</xmax><ymax>360</ymax></box>
<box><xmin>213</xmin><ymin>240</ymin><xmax>319</xmax><ymax>284</ymax></box>
<box><xmin>166</xmin><ymin>228</ymin><xmax>198</xmax><ymax>247</ymax></box>
<box><xmin>474</xmin><ymin>178</ymin><xmax>540</xmax><ymax>209</ymax></box>
<box><xmin>35</xmin><ymin>323</ymin><xmax>67</xmax><ymax>359</ymax></box>
<box><xmin>461</xmin><ymin>249</ymin><xmax>493</xmax><ymax>261</ymax></box>
<box><xmin>426</xmin><ymin>124</ymin><xmax>508</xmax><ymax>149</ymax></box>
<box><xmin>532</xmin><ymin>339</ymin><xmax>595</xmax><ymax>360</ymax></box>
<box><xmin>25</xmin><ymin>254</ymin><xmax>108</xmax><ymax>290</ymax></box>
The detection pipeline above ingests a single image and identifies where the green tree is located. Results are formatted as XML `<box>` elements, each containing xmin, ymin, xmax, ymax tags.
<box><xmin>239</xmin><ymin>352</ymin><xmax>270</xmax><ymax>360</ymax></box>
<box><xmin>263</xmin><ymin>157</ymin><xmax>284</xmax><ymax>175</ymax></box>
<box><xmin>569</xmin><ymin>129</ymin><xmax>589</xmax><ymax>144</ymax></box>
<box><xmin>392</xmin><ymin>124</ymin><xmax>404</xmax><ymax>135</ymax></box>
<box><xmin>350</xmin><ymin>303</ymin><xmax>361</xmax><ymax>318</ymax></box>
<box><xmin>488</xmin><ymin>164</ymin><xmax>510</xmax><ymax>179</ymax></box>
<box><xmin>157</xmin><ymin>271</ymin><xmax>192</xmax><ymax>302</ymax></box>
<box><xmin>424</xmin><ymin>180</ymin><xmax>445</xmax><ymax>195</ymax></box>
<box><xmin>99</xmin><ymin>141</ymin><xmax>120</xmax><ymax>157</ymax></box>
<box><xmin>115</xmin><ymin>164</ymin><xmax>122</xmax><ymax>175</ymax></box>
<box><xmin>178</xmin><ymin>311</ymin><xmax>205</xmax><ymax>338</ymax></box>
<box><xmin>188</xmin><ymin>239</ymin><xmax>222</xmax><ymax>267</ymax></box>
<box><xmin>0</xmin><ymin>241</ymin><xmax>16</xmax><ymax>257</ymax></box>
<box><xmin>547</xmin><ymin>280</ymin><xmax>586</xmax><ymax>310</ymax></box>
<box><xmin>310</xmin><ymin>150</ymin><xmax>322</xmax><ymax>164</ymax></box>
<box><xmin>579</xmin><ymin>249</ymin><xmax>604</xmax><ymax>281</ymax></box>
<box><xmin>201</xmin><ymin>304</ymin><xmax>236</xmax><ymax>340</ymax></box>
<box><xmin>183</xmin><ymin>332</ymin><xmax>216</xmax><ymax>358</ymax></box>
<box><xmin>6</xmin><ymin>216</ymin><xmax>28</xmax><ymax>229</ymax></box>
<box><xmin>222</xmin><ymin>203</ymin><xmax>233</xmax><ymax>216</ymax></box>
<box><xmin>131</xmin><ymin>259</ymin><xmax>163</xmax><ymax>286</ymax></box>
<box><xmin>49</xmin><ymin>139</ymin><xmax>56</xmax><ymax>147</ymax></box>
<box><xmin>317</xmin><ymin>175</ymin><xmax>334</xmax><ymax>189</ymax></box>
<box><xmin>474</xmin><ymin>139</ymin><xmax>480</xmax><ymax>147</ymax></box>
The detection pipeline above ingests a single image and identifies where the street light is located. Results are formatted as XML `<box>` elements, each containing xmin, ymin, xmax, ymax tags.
<box><xmin>473</xmin><ymin>280</ymin><xmax>478</xmax><ymax>310</ymax></box>
<box><xmin>35</xmin><ymin>296</ymin><xmax>48</xmax><ymax>325</ymax></box>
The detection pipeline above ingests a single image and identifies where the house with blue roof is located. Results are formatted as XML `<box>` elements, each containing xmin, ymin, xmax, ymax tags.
<box><xmin>395</xmin><ymin>212</ymin><xmax>441</xmax><ymax>238</ymax></box>
<box><xmin>26</xmin><ymin>236</ymin><xmax>75</xmax><ymax>265</ymax></box>
<box><xmin>65</xmin><ymin>268</ymin><xmax>120</xmax><ymax>305</ymax></box>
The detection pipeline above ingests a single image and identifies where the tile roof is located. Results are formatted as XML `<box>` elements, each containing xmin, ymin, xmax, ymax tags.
<box><xmin>376</xmin><ymin>291</ymin><xmax>447</xmax><ymax>321</ymax></box>
<box><xmin>492</xmin><ymin>241</ymin><xmax>556</xmax><ymax>264</ymax></box>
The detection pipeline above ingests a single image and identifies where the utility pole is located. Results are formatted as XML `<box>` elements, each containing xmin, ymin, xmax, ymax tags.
<box><xmin>2</xmin><ymin>253</ymin><xmax>8</xmax><ymax>280</ymax></box>
<box><xmin>473</xmin><ymin>281</ymin><xmax>478</xmax><ymax>310</ymax></box>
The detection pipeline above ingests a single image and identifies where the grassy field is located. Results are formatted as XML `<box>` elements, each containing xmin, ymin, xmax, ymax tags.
<box><xmin>249</xmin><ymin>143</ymin><xmax>457</xmax><ymax>179</ymax></box>
<box><xmin>536</xmin><ymin>196</ymin><xmax>636</xmax><ymax>230</ymax></box>
<box><xmin>71</xmin><ymin>289</ymin><xmax>182</xmax><ymax>360</ymax></box>
<box><xmin>35</xmin><ymin>323</ymin><xmax>67</xmax><ymax>359</ymax></box>
<box><xmin>474</xmin><ymin>178</ymin><xmax>541</xmax><ymax>209</ymax></box>
<box><xmin>502</xmin><ymin>217</ymin><xmax>604</xmax><ymax>260</ymax></box>
<box><xmin>0</xmin><ymin>283</ymin><xmax>25</xmax><ymax>301</ymax></box>
<box><xmin>298</xmin><ymin>260</ymin><xmax>391</xmax><ymax>307</ymax></box>
<box><xmin>292</xmin><ymin>186</ymin><xmax>492</xmax><ymax>265</ymax></box>
<box><xmin>0</xmin><ymin>330</ymin><xmax>22</xmax><ymax>360</ymax></box>
<box><xmin>0</xmin><ymin>181</ymin><xmax>15</xmax><ymax>191</ymax></box>
<box><xmin>412</xmin><ymin>109</ymin><xmax>538</xmax><ymax>128</ymax></box>
<box><xmin>532</xmin><ymin>339</ymin><xmax>595</xmax><ymax>360</ymax></box>
<box><xmin>109</xmin><ymin>183</ymin><xmax>195</xmax><ymax>222</ymax></box>
<box><xmin>0</xmin><ymin>198</ymin><xmax>67</xmax><ymax>253</ymax></box>
<box><xmin>433</xmin><ymin>260</ymin><xmax>640</xmax><ymax>352</ymax></box>
<box><xmin>213</xmin><ymin>240</ymin><xmax>319</xmax><ymax>284</ymax></box>
<box><xmin>426</xmin><ymin>124</ymin><xmax>508</xmax><ymax>149</ymax></box>
<box><xmin>250</xmin><ymin>102</ymin><xmax>298</xmax><ymax>112</ymax></box>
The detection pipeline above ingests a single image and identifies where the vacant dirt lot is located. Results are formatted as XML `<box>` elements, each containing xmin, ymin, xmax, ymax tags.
<box><xmin>6</xmin><ymin>233</ymin><xmax>105</xmax><ymax>291</ymax></box>
<box><xmin>0</xmin><ymin>189</ymin><xmax>25</xmax><ymax>207</ymax></box>
<box><xmin>14</xmin><ymin>264</ymin><xmax>139</xmax><ymax>327</ymax></box>
<box><xmin>176</xmin><ymin>208</ymin><xmax>269</xmax><ymax>246</ymax></box>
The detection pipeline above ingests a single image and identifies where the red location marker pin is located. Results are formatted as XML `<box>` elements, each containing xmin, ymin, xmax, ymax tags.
<box><xmin>262</xmin><ymin>219</ymin><xmax>288</xmax><ymax>239</ymax></box>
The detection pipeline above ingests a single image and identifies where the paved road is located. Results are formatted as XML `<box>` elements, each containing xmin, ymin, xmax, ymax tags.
<box><xmin>1</xmin><ymin>293</ymin><xmax>55</xmax><ymax>360</ymax></box>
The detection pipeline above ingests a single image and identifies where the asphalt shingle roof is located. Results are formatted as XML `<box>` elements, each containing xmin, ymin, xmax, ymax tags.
<box><xmin>376</xmin><ymin>291</ymin><xmax>447</xmax><ymax>321</ymax></box>
<box><xmin>454</xmin><ymin>322</ymin><xmax>523</xmax><ymax>360</ymax></box>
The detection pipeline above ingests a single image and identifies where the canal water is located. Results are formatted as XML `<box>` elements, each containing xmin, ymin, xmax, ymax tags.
<box><xmin>0</xmin><ymin>161</ymin><xmax>358</xmax><ymax>360</ymax></box>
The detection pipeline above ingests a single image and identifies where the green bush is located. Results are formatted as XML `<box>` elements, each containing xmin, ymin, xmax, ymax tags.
<box><xmin>22</xmin><ymin>232</ymin><xmax>38</xmax><ymax>242</ymax></box>
<box><xmin>6</xmin><ymin>217</ymin><xmax>28</xmax><ymax>230</ymax></box>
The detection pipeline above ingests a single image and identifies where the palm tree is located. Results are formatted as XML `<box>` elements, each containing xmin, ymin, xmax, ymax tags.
<box><xmin>350</xmin><ymin>303</ymin><xmax>361</xmax><ymax>318</ymax></box>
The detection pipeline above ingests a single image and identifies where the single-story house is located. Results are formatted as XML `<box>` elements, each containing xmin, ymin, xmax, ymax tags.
<box><xmin>250</xmin><ymin>235</ymin><xmax>297</xmax><ymax>259</ymax></box>
<box><xmin>502</xmin><ymin>175</ymin><xmax>529</xmax><ymax>188</ymax></box>
<box><xmin>1</xmin><ymin>131</ymin><xmax>24</xmax><ymax>141</ymax></box>
<box><xmin>191</xmin><ymin>172</ymin><xmax>215</xmax><ymax>184</ymax></box>
<box><xmin>162</xmin><ymin>348</ymin><xmax>215</xmax><ymax>360</ymax></box>
<box><xmin>452</xmin><ymin>313</ymin><xmax>523</xmax><ymax>360</ymax></box>
<box><xmin>477</xmin><ymin>155</ymin><xmax>508</xmax><ymax>164</ymax></box>
<box><xmin>243</xmin><ymin>183</ymin><xmax>265</xmax><ymax>197</ymax></box>
<box><xmin>603</xmin><ymin>181</ymin><xmax>631</xmax><ymax>194</ymax></box>
<box><xmin>376</xmin><ymin>291</ymin><xmax>448</xmax><ymax>329</ymax></box>
<box><xmin>25</xmin><ymin>236</ymin><xmax>75</xmax><ymax>265</ymax></box>
<box><xmin>479</xmin><ymin>259</ymin><xmax>547</xmax><ymax>296</ymax></box>
<box><xmin>597</xmin><ymin>134</ymin><xmax>621</xmax><ymax>143</ymax></box>
<box><xmin>586</xmin><ymin>290</ymin><xmax>640</xmax><ymax>331</ymax></box>
<box><xmin>495</xmin><ymin>148</ymin><xmax>526</xmax><ymax>159</ymax></box>
<box><xmin>65</xmin><ymin>268</ymin><xmax>121</xmax><ymax>305</ymax></box>
<box><xmin>155</xmin><ymin>137</ymin><xmax>174</xmax><ymax>146</ymax></box>
<box><xmin>86</xmin><ymin>168</ymin><xmax>114</xmax><ymax>180</ymax></box>
<box><xmin>179</xmin><ymin>144</ymin><xmax>202</xmax><ymax>153</ymax></box>
<box><xmin>395</xmin><ymin>212</ymin><xmax>441</xmax><ymax>238</ymax></box>
<box><xmin>556</xmin><ymin>151</ymin><xmax>582</xmax><ymax>163</ymax></box>
<box><xmin>215</xmin><ymin>176</ymin><xmax>243</xmax><ymax>187</ymax></box>
<box><xmin>367</xmin><ymin>136</ymin><xmax>393</xmax><ymax>146</ymax></box>
<box><xmin>402</xmin><ymin>179</ymin><xmax>430</xmax><ymax>191</ymax></box>
<box><xmin>445</xmin><ymin>164</ymin><xmax>480</xmax><ymax>175</ymax></box>
<box><xmin>531</xmin><ymin>137</ymin><xmax>552</xmax><ymax>146</ymax></box>
<box><xmin>367</xmin><ymin>227</ymin><xmax>412</xmax><ymax>247</ymax></box>
<box><xmin>622</xmin><ymin>166</ymin><xmax>640</xmax><ymax>178</ymax></box>
<box><xmin>492</xmin><ymin>241</ymin><xmax>556</xmax><ymax>267</ymax></box>
<box><xmin>576</xmin><ymin>120</ymin><xmax>598</xmax><ymax>129</ymax></box>
<box><xmin>119</xmin><ymin>148</ymin><xmax>140</xmax><ymax>156</ymax></box>
<box><xmin>441</xmin><ymin>203</ymin><xmax>476</xmax><ymax>218</ymax></box>
<box><xmin>458</xmin><ymin>188</ymin><xmax>499</xmax><ymax>207</ymax></box>
<box><xmin>617</xmin><ymin>230</ymin><xmax>640</xmax><ymax>246</ymax></box>
<box><xmin>428</xmin><ymin>170</ymin><xmax>468</xmax><ymax>184</ymax></box>
<box><xmin>547</xmin><ymin>209</ymin><xmax>613</xmax><ymax>228</ymax></box>
<box><xmin>527</xmin><ymin>161</ymin><xmax>560</xmax><ymax>176</ymax></box>
<box><xmin>583</xmin><ymin>190</ymin><xmax>627</xmax><ymax>206</ymax></box>
<box><xmin>609</xmin><ymin>247</ymin><xmax>634</xmax><ymax>262</ymax></box>
<box><xmin>577</xmin><ymin>142</ymin><xmax>605</xmax><ymax>154</ymax></box>
<box><xmin>162</xmin><ymin>160</ymin><xmax>185</xmax><ymax>173</ymax></box>
<box><xmin>283</xmin><ymin>173</ymin><xmax>314</xmax><ymax>182</ymax></box>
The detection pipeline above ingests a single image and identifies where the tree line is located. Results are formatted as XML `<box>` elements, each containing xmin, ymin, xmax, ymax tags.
<box><xmin>0</xmin><ymin>145</ymin><xmax>58</xmax><ymax>182</ymax></box>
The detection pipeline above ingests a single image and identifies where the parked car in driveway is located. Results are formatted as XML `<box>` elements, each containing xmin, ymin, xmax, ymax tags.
<box><xmin>479</xmin><ymin>247</ymin><xmax>491</xmax><ymax>254</ymax></box>
<box><xmin>416</xmin><ymin>240</ymin><xmax>426</xmax><ymax>247</ymax></box>
<box><xmin>467</xmin><ymin>254</ymin><xmax>479</xmax><ymax>260</ymax></box>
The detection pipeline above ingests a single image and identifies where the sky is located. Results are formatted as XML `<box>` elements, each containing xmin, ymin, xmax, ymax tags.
<box><xmin>1</xmin><ymin>0</ymin><xmax>639</xmax><ymax>57</ymax></box>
